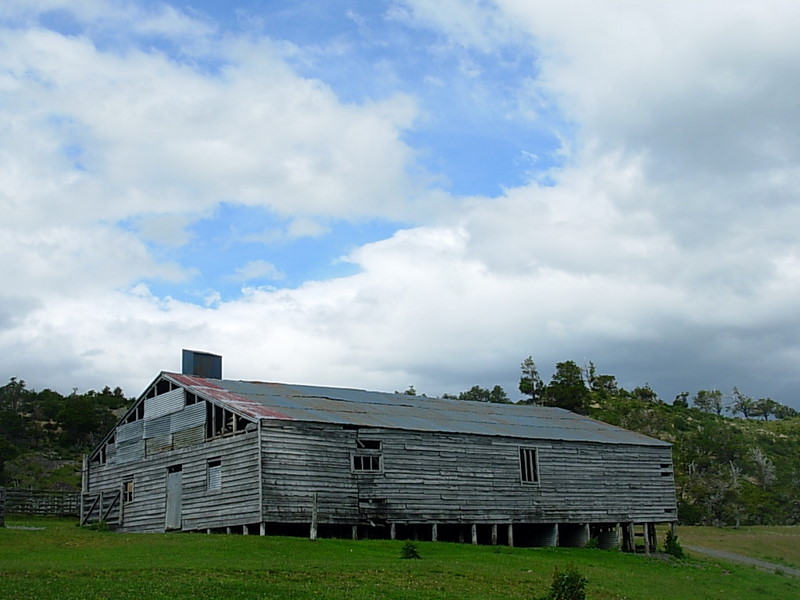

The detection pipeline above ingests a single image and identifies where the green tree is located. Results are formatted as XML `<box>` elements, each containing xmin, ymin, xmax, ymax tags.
<box><xmin>630</xmin><ymin>384</ymin><xmax>660</xmax><ymax>403</ymax></box>
<box><xmin>489</xmin><ymin>385</ymin><xmax>511</xmax><ymax>404</ymax></box>
<box><xmin>693</xmin><ymin>389</ymin><xmax>724</xmax><ymax>415</ymax></box>
<box><xmin>729</xmin><ymin>387</ymin><xmax>755</xmax><ymax>418</ymax></box>
<box><xmin>773</xmin><ymin>403</ymin><xmax>798</xmax><ymax>420</ymax></box>
<box><xmin>544</xmin><ymin>361</ymin><xmax>589</xmax><ymax>413</ymax></box>
<box><xmin>458</xmin><ymin>385</ymin><xmax>490</xmax><ymax>402</ymax></box>
<box><xmin>752</xmin><ymin>398</ymin><xmax>778</xmax><ymax>421</ymax></box>
<box><xmin>518</xmin><ymin>356</ymin><xmax>544</xmax><ymax>404</ymax></box>
<box><xmin>57</xmin><ymin>393</ymin><xmax>117</xmax><ymax>449</ymax></box>
<box><xmin>673</xmin><ymin>392</ymin><xmax>690</xmax><ymax>408</ymax></box>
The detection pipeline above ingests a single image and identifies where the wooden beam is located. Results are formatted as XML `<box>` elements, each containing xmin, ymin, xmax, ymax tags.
<box><xmin>471</xmin><ymin>524</ymin><xmax>478</xmax><ymax>545</ymax></box>
<box><xmin>310</xmin><ymin>493</ymin><xmax>318</xmax><ymax>541</ymax></box>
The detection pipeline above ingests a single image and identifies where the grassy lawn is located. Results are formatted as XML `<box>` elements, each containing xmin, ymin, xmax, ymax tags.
<box><xmin>0</xmin><ymin>516</ymin><xmax>797</xmax><ymax>600</ymax></box>
<box><xmin>677</xmin><ymin>526</ymin><xmax>800</xmax><ymax>570</ymax></box>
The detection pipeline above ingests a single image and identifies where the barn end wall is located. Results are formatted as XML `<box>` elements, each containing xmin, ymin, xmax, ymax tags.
<box><xmin>259</xmin><ymin>421</ymin><xmax>677</xmax><ymax>529</ymax></box>
<box><xmin>85</xmin><ymin>431</ymin><xmax>260</xmax><ymax>533</ymax></box>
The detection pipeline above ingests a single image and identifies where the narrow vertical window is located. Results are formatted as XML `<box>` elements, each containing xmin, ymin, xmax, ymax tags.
<box><xmin>207</xmin><ymin>459</ymin><xmax>222</xmax><ymax>491</ymax></box>
<box><xmin>123</xmin><ymin>479</ymin><xmax>134</xmax><ymax>503</ymax></box>
<box><xmin>519</xmin><ymin>447</ymin><xmax>539</xmax><ymax>484</ymax></box>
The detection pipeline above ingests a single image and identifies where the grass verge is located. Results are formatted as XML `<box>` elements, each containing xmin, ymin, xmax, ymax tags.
<box><xmin>677</xmin><ymin>525</ymin><xmax>800</xmax><ymax>570</ymax></box>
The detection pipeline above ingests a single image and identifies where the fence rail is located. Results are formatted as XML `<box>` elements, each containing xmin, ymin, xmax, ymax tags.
<box><xmin>0</xmin><ymin>488</ymin><xmax>80</xmax><ymax>517</ymax></box>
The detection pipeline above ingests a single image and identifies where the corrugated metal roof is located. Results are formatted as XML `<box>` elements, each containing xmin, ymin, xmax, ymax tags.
<box><xmin>163</xmin><ymin>372</ymin><xmax>669</xmax><ymax>447</ymax></box>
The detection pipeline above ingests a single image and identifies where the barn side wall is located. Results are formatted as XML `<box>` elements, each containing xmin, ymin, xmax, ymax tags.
<box><xmin>85</xmin><ymin>431</ymin><xmax>260</xmax><ymax>533</ymax></box>
<box><xmin>259</xmin><ymin>422</ymin><xmax>677</xmax><ymax>529</ymax></box>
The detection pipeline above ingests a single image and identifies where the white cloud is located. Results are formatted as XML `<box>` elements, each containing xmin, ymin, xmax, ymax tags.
<box><xmin>228</xmin><ymin>259</ymin><xmax>284</xmax><ymax>282</ymax></box>
<box><xmin>2</xmin><ymin>0</ymin><xmax>800</xmax><ymax>411</ymax></box>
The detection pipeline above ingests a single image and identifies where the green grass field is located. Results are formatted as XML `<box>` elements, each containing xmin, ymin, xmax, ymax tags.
<box><xmin>1</xmin><ymin>517</ymin><xmax>798</xmax><ymax>600</ymax></box>
<box><xmin>677</xmin><ymin>526</ymin><xmax>800</xmax><ymax>570</ymax></box>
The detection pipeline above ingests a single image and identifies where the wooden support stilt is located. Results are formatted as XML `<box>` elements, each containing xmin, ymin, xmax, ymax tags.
<box><xmin>431</xmin><ymin>523</ymin><xmax>438</xmax><ymax>542</ymax></box>
<box><xmin>390</xmin><ymin>523</ymin><xmax>396</xmax><ymax>540</ymax></box>
<box><xmin>310</xmin><ymin>493</ymin><xmax>318</xmax><ymax>541</ymax></box>
<box><xmin>507</xmin><ymin>523</ymin><xmax>514</xmax><ymax>548</ymax></box>
<box><xmin>352</xmin><ymin>525</ymin><xmax>358</xmax><ymax>540</ymax></box>
<box><xmin>642</xmin><ymin>523</ymin><xmax>651</xmax><ymax>555</ymax></box>
<box><xmin>491</xmin><ymin>524</ymin><xmax>498</xmax><ymax>546</ymax></box>
<box><xmin>471</xmin><ymin>524</ymin><xmax>478</xmax><ymax>545</ymax></box>
<box><xmin>260</xmin><ymin>522</ymin><xmax>266</xmax><ymax>536</ymax></box>
<box><xmin>623</xmin><ymin>523</ymin><xmax>634</xmax><ymax>553</ymax></box>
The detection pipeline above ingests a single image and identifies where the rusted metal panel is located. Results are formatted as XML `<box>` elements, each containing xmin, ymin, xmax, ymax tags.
<box><xmin>144</xmin><ymin>388</ymin><xmax>184</xmax><ymax>420</ymax></box>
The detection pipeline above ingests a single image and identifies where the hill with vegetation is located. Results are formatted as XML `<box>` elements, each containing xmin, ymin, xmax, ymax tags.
<box><xmin>2</xmin><ymin>359</ymin><xmax>799</xmax><ymax>527</ymax></box>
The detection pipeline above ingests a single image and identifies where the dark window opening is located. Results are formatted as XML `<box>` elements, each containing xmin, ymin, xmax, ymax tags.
<box><xmin>205</xmin><ymin>401</ymin><xmax>252</xmax><ymax>439</ymax></box>
<box><xmin>356</xmin><ymin>439</ymin><xmax>381</xmax><ymax>450</ymax></box>
<box><xmin>519</xmin><ymin>447</ymin><xmax>539</xmax><ymax>484</ymax></box>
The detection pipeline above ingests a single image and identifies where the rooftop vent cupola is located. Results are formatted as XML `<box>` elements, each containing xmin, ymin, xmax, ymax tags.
<box><xmin>182</xmin><ymin>349</ymin><xmax>222</xmax><ymax>379</ymax></box>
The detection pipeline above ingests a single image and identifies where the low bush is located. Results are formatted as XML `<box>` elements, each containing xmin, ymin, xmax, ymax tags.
<box><xmin>538</xmin><ymin>564</ymin><xmax>587</xmax><ymax>600</ymax></box>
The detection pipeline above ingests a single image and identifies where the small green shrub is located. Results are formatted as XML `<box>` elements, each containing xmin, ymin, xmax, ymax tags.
<box><xmin>585</xmin><ymin>537</ymin><xmax>599</xmax><ymax>549</ymax></box>
<box><xmin>664</xmin><ymin>529</ymin><xmax>685</xmax><ymax>559</ymax></box>
<box><xmin>399</xmin><ymin>540</ymin><xmax>421</xmax><ymax>559</ymax></box>
<box><xmin>85</xmin><ymin>520</ymin><xmax>109</xmax><ymax>532</ymax></box>
<box><xmin>538</xmin><ymin>564</ymin><xmax>587</xmax><ymax>600</ymax></box>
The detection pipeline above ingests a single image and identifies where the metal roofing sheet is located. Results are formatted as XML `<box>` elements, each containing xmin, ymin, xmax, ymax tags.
<box><xmin>162</xmin><ymin>373</ymin><xmax>669</xmax><ymax>447</ymax></box>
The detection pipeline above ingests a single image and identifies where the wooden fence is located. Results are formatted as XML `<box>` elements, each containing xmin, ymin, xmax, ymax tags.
<box><xmin>0</xmin><ymin>488</ymin><xmax>81</xmax><ymax>518</ymax></box>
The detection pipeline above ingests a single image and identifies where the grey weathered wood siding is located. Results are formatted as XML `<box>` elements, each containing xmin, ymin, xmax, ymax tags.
<box><xmin>87</xmin><ymin>431</ymin><xmax>260</xmax><ymax>532</ymax></box>
<box><xmin>260</xmin><ymin>422</ymin><xmax>676</xmax><ymax>526</ymax></box>
<box><xmin>260</xmin><ymin>422</ymin><xmax>359</xmax><ymax>523</ymax></box>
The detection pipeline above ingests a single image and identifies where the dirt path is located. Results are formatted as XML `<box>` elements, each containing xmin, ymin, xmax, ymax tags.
<box><xmin>684</xmin><ymin>544</ymin><xmax>800</xmax><ymax>577</ymax></box>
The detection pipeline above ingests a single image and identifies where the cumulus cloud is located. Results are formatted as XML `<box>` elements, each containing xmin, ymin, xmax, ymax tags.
<box><xmin>2</xmin><ymin>0</ymin><xmax>800</xmax><ymax>410</ymax></box>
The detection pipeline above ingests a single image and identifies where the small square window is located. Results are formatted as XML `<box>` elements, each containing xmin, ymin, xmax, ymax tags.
<box><xmin>519</xmin><ymin>447</ymin><xmax>539</xmax><ymax>484</ymax></box>
<box><xmin>352</xmin><ymin>454</ymin><xmax>382</xmax><ymax>471</ymax></box>
<box><xmin>207</xmin><ymin>459</ymin><xmax>222</xmax><ymax>491</ymax></box>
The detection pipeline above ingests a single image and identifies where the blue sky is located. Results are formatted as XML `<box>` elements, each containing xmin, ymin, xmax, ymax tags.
<box><xmin>3</xmin><ymin>0</ymin><xmax>800</xmax><ymax>410</ymax></box>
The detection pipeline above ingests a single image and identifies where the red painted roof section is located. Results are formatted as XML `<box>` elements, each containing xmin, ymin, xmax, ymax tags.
<box><xmin>166</xmin><ymin>372</ymin><xmax>293</xmax><ymax>420</ymax></box>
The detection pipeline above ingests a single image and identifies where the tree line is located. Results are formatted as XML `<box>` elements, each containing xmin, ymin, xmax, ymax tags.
<box><xmin>417</xmin><ymin>356</ymin><xmax>798</xmax><ymax>422</ymax></box>
<box><xmin>0</xmin><ymin>378</ymin><xmax>130</xmax><ymax>488</ymax></box>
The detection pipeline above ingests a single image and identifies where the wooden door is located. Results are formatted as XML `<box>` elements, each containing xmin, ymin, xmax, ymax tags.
<box><xmin>165</xmin><ymin>466</ymin><xmax>183</xmax><ymax>530</ymax></box>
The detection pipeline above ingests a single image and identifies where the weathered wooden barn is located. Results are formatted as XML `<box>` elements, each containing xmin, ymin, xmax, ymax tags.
<box><xmin>82</xmin><ymin>351</ymin><xmax>677</xmax><ymax>550</ymax></box>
